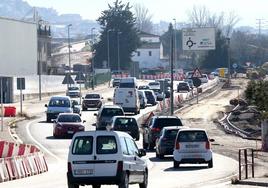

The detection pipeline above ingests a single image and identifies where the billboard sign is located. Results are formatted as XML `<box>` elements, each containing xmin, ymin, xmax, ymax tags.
<box><xmin>182</xmin><ymin>27</ymin><xmax>216</xmax><ymax>51</ymax></box>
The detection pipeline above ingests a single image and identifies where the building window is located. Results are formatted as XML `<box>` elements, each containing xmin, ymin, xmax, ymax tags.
<box><xmin>149</xmin><ymin>51</ymin><xmax>152</xmax><ymax>56</ymax></box>
<box><xmin>137</xmin><ymin>51</ymin><xmax>140</xmax><ymax>56</ymax></box>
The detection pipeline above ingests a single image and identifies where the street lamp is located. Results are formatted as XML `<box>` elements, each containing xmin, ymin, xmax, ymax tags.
<box><xmin>173</xmin><ymin>18</ymin><xmax>177</xmax><ymax>68</ymax></box>
<box><xmin>37</xmin><ymin>19</ymin><xmax>43</xmax><ymax>101</ymax></box>
<box><xmin>91</xmin><ymin>27</ymin><xmax>96</xmax><ymax>90</ymax></box>
<box><xmin>117</xmin><ymin>31</ymin><xmax>122</xmax><ymax>71</ymax></box>
<box><xmin>67</xmin><ymin>24</ymin><xmax>72</xmax><ymax>88</ymax></box>
<box><xmin>226</xmin><ymin>37</ymin><xmax>231</xmax><ymax>86</ymax></box>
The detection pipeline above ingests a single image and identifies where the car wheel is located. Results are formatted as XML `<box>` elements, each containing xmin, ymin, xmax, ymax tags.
<box><xmin>119</xmin><ymin>172</ymin><xmax>129</xmax><ymax>188</ymax></box>
<box><xmin>139</xmin><ymin>170</ymin><xmax>148</xmax><ymax>188</ymax></box>
<box><xmin>208</xmin><ymin>159</ymin><xmax>213</xmax><ymax>168</ymax></box>
<box><xmin>67</xmin><ymin>181</ymin><xmax>79</xmax><ymax>188</ymax></box>
<box><xmin>159</xmin><ymin>154</ymin><xmax>164</xmax><ymax>159</ymax></box>
<box><xmin>92</xmin><ymin>184</ymin><xmax>101</xmax><ymax>188</ymax></box>
<box><xmin>136</xmin><ymin>134</ymin><xmax>140</xmax><ymax>141</ymax></box>
<box><xmin>46</xmin><ymin>117</ymin><xmax>51</xmax><ymax>123</ymax></box>
<box><xmin>173</xmin><ymin>160</ymin><xmax>180</xmax><ymax>168</ymax></box>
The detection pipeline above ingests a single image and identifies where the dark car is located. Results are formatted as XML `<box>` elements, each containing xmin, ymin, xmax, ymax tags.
<box><xmin>138</xmin><ymin>85</ymin><xmax>150</xmax><ymax>90</ymax></box>
<box><xmin>112</xmin><ymin>78</ymin><xmax>121</xmax><ymax>87</ymax></box>
<box><xmin>177</xmin><ymin>81</ymin><xmax>191</xmax><ymax>92</ymax></box>
<box><xmin>82</xmin><ymin>93</ymin><xmax>103</xmax><ymax>110</ymax></box>
<box><xmin>94</xmin><ymin>105</ymin><xmax>124</xmax><ymax>130</ymax></box>
<box><xmin>109</xmin><ymin>116</ymin><xmax>140</xmax><ymax>140</ymax></box>
<box><xmin>142</xmin><ymin>116</ymin><xmax>183</xmax><ymax>150</ymax></box>
<box><xmin>155</xmin><ymin>126</ymin><xmax>186</xmax><ymax>159</ymax></box>
<box><xmin>71</xmin><ymin>99</ymin><xmax>81</xmax><ymax>116</ymax></box>
<box><xmin>144</xmin><ymin>90</ymin><xmax>157</xmax><ymax>106</ymax></box>
<box><xmin>53</xmin><ymin>113</ymin><xmax>85</xmax><ymax>138</ymax></box>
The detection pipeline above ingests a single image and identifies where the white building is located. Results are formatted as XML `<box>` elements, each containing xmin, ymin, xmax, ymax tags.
<box><xmin>132</xmin><ymin>32</ymin><xmax>167</xmax><ymax>69</ymax></box>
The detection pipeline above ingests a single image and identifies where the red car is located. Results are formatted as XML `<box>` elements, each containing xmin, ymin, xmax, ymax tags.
<box><xmin>53</xmin><ymin>113</ymin><xmax>85</xmax><ymax>138</ymax></box>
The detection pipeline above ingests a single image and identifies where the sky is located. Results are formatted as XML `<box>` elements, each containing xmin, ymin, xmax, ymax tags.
<box><xmin>24</xmin><ymin>0</ymin><xmax>268</xmax><ymax>27</ymax></box>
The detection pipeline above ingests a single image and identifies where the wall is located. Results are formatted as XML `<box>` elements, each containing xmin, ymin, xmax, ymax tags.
<box><xmin>140</xmin><ymin>36</ymin><xmax>159</xmax><ymax>43</ymax></box>
<box><xmin>0</xmin><ymin>17</ymin><xmax>37</xmax><ymax>76</ymax></box>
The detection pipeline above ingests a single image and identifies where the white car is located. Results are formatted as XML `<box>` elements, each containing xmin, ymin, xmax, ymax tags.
<box><xmin>173</xmin><ymin>128</ymin><xmax>214</xmax><ymax>168</ymax></box>
<box><xmin>67</xmin><ymin>130</ymin><xmax>148</xmax><ymax>188</ymax></box>
<box><xmin>138</xmin><ymin>90</ymin><xmax>148</xmax><ymax>109</ymax></box>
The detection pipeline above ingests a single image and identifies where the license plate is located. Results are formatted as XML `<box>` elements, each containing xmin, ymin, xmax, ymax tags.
<box><xmin>74</xmin><ymin>169</ymin><xmax>94</xmax><ymax>175</ymax></box>
<box><xmin>185</xmin><ymin>144</ymin><xmax>199</xmax><ymax>148</ymax></box>
<box><xmin>67</xmin><ymin>131</ymin><xmax>74</xmax><ymax>134</ymax></box>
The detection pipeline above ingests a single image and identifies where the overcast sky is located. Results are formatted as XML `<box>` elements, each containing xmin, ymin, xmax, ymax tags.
<box><xmin>24</xmin><ymin>0</ymin><xmax>268</xmax><ymax>27</ymax></box>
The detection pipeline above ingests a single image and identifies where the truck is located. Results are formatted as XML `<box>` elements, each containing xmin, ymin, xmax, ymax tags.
<box><xmin>113</xmin><ymin>77</ymin><xmax>140</xmax><ymax>114</ymax></box>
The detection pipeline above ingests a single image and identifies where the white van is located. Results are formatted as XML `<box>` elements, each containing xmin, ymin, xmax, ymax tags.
<box><xmin>119</xmin><ymin>77</ymin><xmax>137</xmax><ymax>88</ymax></box>
<box><xmin>67</xmin><ymin>131</ymin><xmax>148</xmax><ymax>188</ymax></box>
<box><xmin>45</xmin><ymin>96</ymin><xmax>73</xmax><ymax>122</ymax></box>
<box><xmin>114</xmin><ymin>87</ymin><xmax>140</xmax><ymax>114</ymax></box>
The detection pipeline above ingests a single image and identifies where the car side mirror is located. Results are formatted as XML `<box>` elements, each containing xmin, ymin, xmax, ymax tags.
<box><xmin>82</xmin><ymin>97</ymin><xmax>84</xmax><ymax>99</ymax></box>
<box><xmin>101</xmin><ymin>97</ymin><xmax>104</xmax><ymax>99</ymax></box>
<box><xmin>45</xmin><ymin>104</ymin><xmax>48</xmax><ymax>107</ymax></box>
<box><xmin>83</xmin><ymin>120</ymin><xmax>86</xmax><ymax>123</ymax></box>
<box><xmin>94</xmin><ymin>113</ymin><xmax>97</xmax><ymax>116</ymax></box>
<box><xmin>138</xmin><ymin>149</ymin><xmax>146</xmax><ymax>157</ymax></box>
<box><xmin>209</xmin><ymin>138</ymin><xmax>215</xmax><ymax>142</ymax></box>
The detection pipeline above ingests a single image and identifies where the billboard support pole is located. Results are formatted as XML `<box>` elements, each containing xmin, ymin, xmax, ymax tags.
<box><xmin>20</xmin><ymin>78</ymin><xmax>23</xmax><ymax>115</ymax></box>
<box><xmin>0</xmin><ymin>78</ymin><xmax>3</xmax><ymax>132</ymax></box>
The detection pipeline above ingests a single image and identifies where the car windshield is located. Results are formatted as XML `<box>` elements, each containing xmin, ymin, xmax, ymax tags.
<box><xmin>101</xmin><ymin>108</ymin><xmax>124</xmax><ymax>116</ymax></box>
<box><xmin>49</xmin><ymin>99</ymin><xmax>70</xmax><ymax>107</ymax></box>
<box><xmin>85</xmin><ymin>94</ymin><xmax>100</xmax><ymax>99</ymax></box>
<box><xmin>178</xmin><ymin>131</ymin><xmax>208</xmax><ymax>142</ymax></box>
<box><xmin>68</xmin><ymin>87</ymin><xmax>79</xmax><ymax>91</ymax></box>
<box><xmin>149</xmin><ymin>82</ymin><xmax>160</xmax><ymax>86</ymax></box>
<box><xmin>58</xmin><ymin>115</ymin><xmax>81</xmax><ymax>122</ymax></box>
<box><xmin>153</xmin><ymin>118</ymin><xmax>182</xmax><ymax>128</ymax></box>
<box><xmin>179</xmin><ymin>83</ymin><xmax>188</xmax><ymax>86</ymax></box>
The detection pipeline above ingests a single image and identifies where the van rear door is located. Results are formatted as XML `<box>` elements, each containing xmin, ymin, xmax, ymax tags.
<box><xmin>70</xmin><ymin>134</ymin><xmax>95</xmax><ymax>177</ymax></box>
<box><xmin>94</xmin><ymin>132</ymin><xmax>119</xmax><ymax>177</ymax></box>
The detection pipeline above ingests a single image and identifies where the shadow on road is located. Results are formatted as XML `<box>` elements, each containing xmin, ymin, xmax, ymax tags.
<box><xmin>164</xmin><ymin>165</ymin><xmax>208</xmax><ymax>172</ymax></box>
<box><xmin>46</xmin><ymin>136</ymin><xmax>72</xmax><ymax>140</ymax></box>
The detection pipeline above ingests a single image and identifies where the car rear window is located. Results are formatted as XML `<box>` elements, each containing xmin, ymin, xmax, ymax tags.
<box><xmin>164</xmin><ymin>129</ymin><xmax>180</xmax><ymax>139</ymax></box>
<box><xmin>153</xmin><ymin>118</ymin><xmax>182</xmax><ymax>129</ymax></box>
<box><xmin>49</xmin><ymin>99</ymin><xmax>70</xmax><ymax>107</ymax></box>
<box><xmin>101</xmin><ymin>108</ymin><xmax>124</xmax><ymax>117</ymax></box>
<box><xmin>114</xmin><ymin>118</ymin><xmax>137</xmax><ymax>129</ymax></box>
<box><xmin>58</xmin><ymin>114</ymin><xmax>81</xmax><ymax>122</ymax></box>
<box><xmin>178</xmin><ymin>131</ymin><xmax>208</xmax><ymax>142</ymax></box>
<box><xmin>72</xmin><ymin>136</ymin><xmax>93</xmax><ymax>155</ymax></box>
<box><xmin>97</xmin><ymin>136</ymin><xmax>117</xmax><ymax>154</ymax></box>
<box><xmin>119</xmin><ymin>82</ymin><xmax>135</xmax><ymax>88</ymax></box>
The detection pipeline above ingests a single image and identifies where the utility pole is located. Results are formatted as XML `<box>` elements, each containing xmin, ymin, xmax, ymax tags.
<box><xmin>91</xmin><ymin>28</ymin><xmax>96</xmax><ymax>90</ymax></box>
<box><xmin>226</xmin><ymin>38</ymin><xmax>231</xmax><ymax>87</ymax></box>
<box><xmin>67</xmin><ymin>24</ymin><xmax>72</xmax><ymax>88</ymax></box>
<box><xmin>117</xmin><ymin>31</ymin><xmax>122</xmax><ymax>71</ymax></box>
<box><xmin>173</xmin><ymin>19</ymin><xmax>177</xmax><ymax>69</ymax></box>
<box><xmin>170</xmin><ymin>25</ymin><xmax>175</xmax><ymax>115</ymax></box>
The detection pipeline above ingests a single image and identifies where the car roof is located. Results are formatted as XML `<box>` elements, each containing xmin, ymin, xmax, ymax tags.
<box><xmin>73</xmin><ymin>130</ymin><xmax>132</xmax><ymax>138</ymax></box>
<box><xmin>102</xmin><ymin>104</ymin><xmax>122</xmax><ymax>109</ymax></box>
<box><xmin>58</xmin><ymin>113</ymin><xmax>79</xmax><ymax>116</ymax></box>
<box><xmin>162</xmin><ymin>126</ymin><xmax>186</xmax><ymax>130</ymax></box>
<box><xmin>50</xmin><ymin>96</ymin><xmax>70</xmax><ymax>100</ymax></box>
<box><xmin>178</xmin><ymin>128</ymin><xmax>206</xmax><ymax>132</ymax></box>
<box><xmin>153</xmin><ymin>115</ymin><xmax>180</xmax><ymax>119</ymax></box>
<box><xmin>113</xmin><ymin>116</ymin><xmax>136</xmax><ymax>119</ymax></box>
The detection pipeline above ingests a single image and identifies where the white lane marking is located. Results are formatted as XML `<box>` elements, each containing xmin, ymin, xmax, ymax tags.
<box><xmin>26</xmin><ymin>118</ymin><xmax>62</xmax><ymax>162</ymax></box>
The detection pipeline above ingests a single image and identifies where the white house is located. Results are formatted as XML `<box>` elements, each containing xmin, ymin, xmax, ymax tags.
<box><xmin>132</xmin><ymin>32</ymin><xmax>167</xmax><ymax>69</ymax></box>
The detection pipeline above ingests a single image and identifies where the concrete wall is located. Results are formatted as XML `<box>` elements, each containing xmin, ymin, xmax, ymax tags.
<box><xmin>0</xmin><ymin>17</ymin><xmax>37</xmax><ymax>76</ymax></box>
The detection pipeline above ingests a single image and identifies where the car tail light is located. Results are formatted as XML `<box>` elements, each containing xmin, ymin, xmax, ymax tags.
<box><xmin>206</xmin><ymin>141</ymin><xmax>210</xmax><ymax>149</ymax></box>
<box><xmin>151</xmin><ymin>127</ymin><xmax>160</xmax><ymax>132</ymax></box>
<box><xmin>175</xmin><ymin>142</ymin><xmax>180</xmax><ymax>150</ymax></box>
<box><xmin>117</xmin><ymin>161</ymin><xmax>123</xmax><ymax>173</ymax></box>
<box><xmin>78</xmin><ymin>126</ymin><xmax>84</xmax><ymax>130</ymax></box>
<box><xmin>68</xmin><ymin>162</ymin><xmax>72</xmax><ymax>173</ymax></box>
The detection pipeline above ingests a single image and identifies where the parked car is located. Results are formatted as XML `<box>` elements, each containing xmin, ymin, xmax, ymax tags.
<box><xmin>94</xmin><ymin>105</ymin><xmax>124</xmax><ymax>130</ymax></box>
<box><xmin>109</xmin><ymin>116</ymin><xmax>140</xmax><ymax>140</ymax></box>
<box><xmin>155</xmin><ymin>126</ymin><xmax>187</xmax><ymax>159</ymax></box>
<box><xmin>112</xmin><ymin>78</ymin><xmax>121</xmax><ymax>87</ymax></box>
<box><xmin>138</xmin><ymin>90</ymin><xmax>148</xmax><ymax>109</ymax></box>
<box><xmin>200</xmin><ymin>74</ymin><xmax>209</xmax><ymax>83</ymax></box>
<box><xmin>45</xmin><ymin>96</ymin><xmax>73</xmax><ymax>122</ymax></box>
<box><xmin>53</xmin><ymin>113</ymin><xmax>85</xmax><ymax>138</ymax></box>
<box><xmin>142</xmin><ymin>116</ymin><xmax>183</xmax><ymax>150</ymax></box>
<box><xmin>177</xmin><ymin>81</ymin><xmax>191</xmax><ymax>92</ymax></box>
<box><xmin>144</xmin><ymin>90</ymin><xmax>157</xmax><ymax>106</ymax></box>
<box><xmin>82</xmin><ymin>93</ymin><xmax>103</xmax><ymax>111</ymax></box>
<box><xmin>71</xmin><ymin>99</ymin><xmax>81</xmax><ymax>116</ymax></box>
<box><xmin>67</xmin><ymin>131</ymin><xmax>148</xmax><ymax>188</ymax></box>
<box><xmin>184</xmin><ymin>79</ymin><xmax>194</xmax><ymax>88</ymax></box>
<box><xmin>148</xmin><ymin>81</ymin><xmax>160</xmax><ymax>90</ymax></box>
<box><xmin>66</xmin><ymin>86</ymin><xmax>81</xmax><ymax>98</ymax></box>
<box><xmin>173</xmin><ymin>128</ymin><xmax>214</xmax><ymax>168</ymax></box>
<box><xmin>138</xmin><ymin>85</ymin><xmax>150</xmax><ymax>90</ymax></box>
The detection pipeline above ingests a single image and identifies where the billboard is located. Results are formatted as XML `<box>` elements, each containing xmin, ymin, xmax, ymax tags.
<box><xmin>0</xmin><ymin>17</ymin><xmax>37</xmax><ymax>76</ymax></box>
<box><xmin>182</xmin><ymin>27</ymin><xmax>216</xmax><ymax>51</ymax></box>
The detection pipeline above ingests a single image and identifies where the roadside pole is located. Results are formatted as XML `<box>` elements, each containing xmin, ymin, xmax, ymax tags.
<box><xmin>196</xmin><ymin>88</ymin><xmax>199</xmax><ymax>104</ymax></box>
<box><xmin>0</xmin><ymin>78</ymin><xmax>3</xmax><ymax>132</ymax></box>
<box><xmin>20</xmin><ymin>78</ymin><xmax>23</xmax><ymax>115</ymax></box>
<box><xmin>170</xmin><ymin>26</ymin><xmax>175</xmax><ymax>116</ymax></box>
<box><xmin>79</xmin><ymin>83</ymin><xmax>82</xmax><ymax>105</ymax></box>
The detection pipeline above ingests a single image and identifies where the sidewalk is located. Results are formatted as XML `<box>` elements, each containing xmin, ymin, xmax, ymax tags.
<box><xmin>0</xmin><ymin>83</ymin><xmax>110</xmax><ymax>142</ymax></box>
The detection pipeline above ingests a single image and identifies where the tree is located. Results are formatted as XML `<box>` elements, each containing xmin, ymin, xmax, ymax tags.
<box><xmin>92</xmin><ymin>0</ymin><xmax>140</xmax><ymax>70</ymax></box>
<box><xmin>133</xmin><ymin>4</ymin><xmax>153</xmax><ymax>33</ymax></box>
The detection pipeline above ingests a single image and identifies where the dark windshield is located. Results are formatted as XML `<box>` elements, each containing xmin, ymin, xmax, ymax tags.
<box><xmin>164</xmin><ymin>129</ymin><xmax>180</xmax><ymax>139</ymax></box>
<box><xmin>114</xmin><ymin>118</ymin><xmax>137</xmax><ymax>128</ymax></box>
<box><xmin>49</xmin><ymin>99</ymin><xmax>70</xmax><ymax>107</ymax></box>
<box><xmin>119</xmin><ymin>82</ymin><xmax>135</xmax><ymax>88</ymax></box>
<box><xmin>152</xmin><ymin>118</ymin><xmax>182</xmax><ymax>129</ymax></box>
<box><xmin>58</xmin><ymin>114</ymin><xmax>81</xmax><ymax>122</ymax></box>
<box><xmin>101</xmin><ymin>108</ymin><xmax>124</xmax><ymax>117</ymax></box>
<box><xmin>178</xmin><ymin>131</ymin><xmax>208</xmax><ymax>142</ymax></box>
<box><xmin>85</xmin><ymin>94</ymin><xmax>100</xmax><ymax>99</ymax></box>
<box><xmin>68</xmin><ymin>87</ymin><xmax>79</xmax><ymax>90</ymax></box>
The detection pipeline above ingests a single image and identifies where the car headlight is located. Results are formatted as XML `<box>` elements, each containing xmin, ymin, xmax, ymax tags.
<box><xmin>78</xmin><ymin>126</ymin><xmax>84</xmax><ymax>130</ymax></box>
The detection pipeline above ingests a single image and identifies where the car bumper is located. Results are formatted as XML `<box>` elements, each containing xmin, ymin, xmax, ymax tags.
<box><xmin>55</xmin><ymin>127</ymin><xmax>84</xmax><ymax>136</ymax></box>
<box><xmin>173</xmin><ymin>151</ymin><xmax>212</xmax><ymax>163</ymax></box>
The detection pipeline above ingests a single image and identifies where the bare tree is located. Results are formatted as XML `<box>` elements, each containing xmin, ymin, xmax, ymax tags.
<box><xmin>133</xmin><ymin>4</ymin><xmax>153</xmax><ymax>33</ymax></box>
<box><xmin>223</xmin><ymin>11</ymin><xmax>240</xmax><ymax>37</ymax></box>
<box><xmin>188</xmin><ymin>6</ymin><xmax>210</xmax><ymax>27</ymax></box>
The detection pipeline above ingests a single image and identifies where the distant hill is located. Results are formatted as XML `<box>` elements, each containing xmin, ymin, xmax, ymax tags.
<box><xmin>0</xmin><ymin>0</ymin><xmax>99</xmax><ymax>38</ymax></box>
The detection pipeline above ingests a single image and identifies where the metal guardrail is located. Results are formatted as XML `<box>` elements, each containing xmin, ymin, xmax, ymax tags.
<box><xmin>238</xmin><ymin>148</ymin><xmax>255</xmax><ymax>180</ymax></box>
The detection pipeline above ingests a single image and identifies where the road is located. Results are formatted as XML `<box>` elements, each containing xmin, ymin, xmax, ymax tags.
<box><xmin>0</xmin><ymin>80</ymin><xmax>239</xmax><ymax>188</ymax></box>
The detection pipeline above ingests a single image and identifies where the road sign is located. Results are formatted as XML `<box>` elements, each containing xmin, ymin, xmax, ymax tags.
<box><xmin>192</xmin><ymin>77</ymin><xmax>202</xmax><ymax>87</ymax></box>
<box><xmin>75</xmin><ymin>72</ymin><xmax>86</xmax><ymax>83</ymax></box>
<box><xmin>232</xmin><ymin>63</ymin><xmax>238</xmax><ymax>69</ymax></box>
<box><xmin>17</xmin><ymin>78</ymin><xmax>25</xmax><ymax>90</ymax></box>
<box><xmin>62</xmin><ymin>74</ymin><xmax>75</xmax><ymax>85</ymax></box>
<box><xmin>191</xmin><ymin>68</ymin><xmax>202</xmax><ymax>78</ymax></box>
<box><xmin>182</xmin><ymin>27</ymin><xmax>216</xmax><ymax>51</ymax></box>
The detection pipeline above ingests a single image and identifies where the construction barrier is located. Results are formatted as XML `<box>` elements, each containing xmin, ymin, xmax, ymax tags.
<box><xmin>4</xmin><ymin>106</ymin><xmax>16</xmax><ymax>117</ymax></box>
<box><xmin>0</xmin><ymin>158</ymin><xmax>9</xmax><ymax>182</ymax></box>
